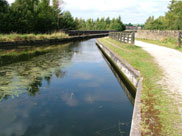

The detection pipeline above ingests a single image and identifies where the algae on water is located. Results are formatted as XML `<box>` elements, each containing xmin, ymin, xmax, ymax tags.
<box><xmin>0</xmin><ymin>44</ymin><xmax>74</xmax><ymax>102</ymax></box>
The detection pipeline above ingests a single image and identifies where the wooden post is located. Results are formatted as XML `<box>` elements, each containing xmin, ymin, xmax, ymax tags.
<box><xmin>131</xmin><ymin>32</ymin><xmax>135</xmax><ymax>44</ymax></box>
<box><xmin>118</xmin><ymin>33</ymin><xmax>120</xmax><ymax>41</ymax></box>
<box><xmin>127</xmin><ymin>33</ymin><xmax>130</xmax><ymax>43</ymax></box>
<box><xmin>178</xmin><ymin>32</ymin><xmax>181</xmax><ymax>48</ymax></box>
<box><xmin>120</xmin><ymin>32</ymin><xmax>122</xmax><ymax>42</ymax></box>
<box><xmin>119</xmin><ymin>33</ymin><xmax>121</xmax><ymax>42</ymax></box>
<box><xmin>117</xmin><ymin>33</ymin><xmax>119</xmax><ymax>41</ymax></box>
<box><xmin>123</xmin><ymin>33</ymin><xmax>125</xmax><ymax>42</ymax></box>
<box><xmin>121</xmin><ymin>33</ymin><xmax>124</xmax><ymax>42</ymax></box>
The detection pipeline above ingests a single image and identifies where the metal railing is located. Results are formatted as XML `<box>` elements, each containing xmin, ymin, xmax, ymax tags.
<box><xmin>109</xmin><ymin>31</ymin><xmax>135</xmax><ymax>44</ymax></box>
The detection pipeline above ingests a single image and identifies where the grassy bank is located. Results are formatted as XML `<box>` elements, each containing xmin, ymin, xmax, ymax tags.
<box><xmin>136</xmin><ymin>37</ymin><xmax>182</xmax><ymax>51</ymax></box>
<box><xmin>0</xmin><ymin>32</ymin><xmax>69</xmax><ymax>42</ymax></box>
<box><xmin>98</xmin><ymin>37</ymin><xmax>181</xmax><ymax>135</ymax></box>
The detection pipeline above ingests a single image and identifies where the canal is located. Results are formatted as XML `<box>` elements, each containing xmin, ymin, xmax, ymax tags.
<box><xmin>0</xmin><ymin>39</ymin><xmax>133</xmax><ymax>136</ymax></box>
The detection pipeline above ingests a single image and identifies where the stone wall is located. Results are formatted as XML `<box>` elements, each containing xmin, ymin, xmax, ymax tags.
<box><xmin>136</xmin><ymin>30</ymin><xmax>182</xmax><ymax>40</ymax></box>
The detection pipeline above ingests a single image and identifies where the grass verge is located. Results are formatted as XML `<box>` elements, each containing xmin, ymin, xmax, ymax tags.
<box><xmin>0</xmin><ymin>32</ymin><xmax>69</xmax><ymax>42</ymax></box>
<box><xmin>98</xmin><ymin>37</ymin><xmax>181</xmax><ymax>135</ymax></box>
<box><xmin>136</xmin><ymin>37</ymin><xmax>182</xmax><ymax>51</ymax></box>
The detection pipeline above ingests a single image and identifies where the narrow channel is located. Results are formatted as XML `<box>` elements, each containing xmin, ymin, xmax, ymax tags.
<box><xmin>0</xmin><ymin>39</ymin><xmax>133</xmax><ymax>136</ymax></box>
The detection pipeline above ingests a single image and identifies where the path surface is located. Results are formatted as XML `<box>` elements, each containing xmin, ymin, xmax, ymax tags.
<box><xmin>135</xmin><ymin>40</ymin><xmax>182</xmax><ymax>116</ymax></box>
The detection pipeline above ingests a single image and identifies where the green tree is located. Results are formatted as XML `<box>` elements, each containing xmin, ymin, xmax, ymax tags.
<box><xmin>1</xmin><ymin>0</ymin><xmax>62</xmax><ymax>33</ymax></box>
<box><xmin>165</xmin><ymin>0</ymin><xmax>182</xmax><ymax>30</ymax></box>
<box><xmin>85</xmin><ymin>18</ymin><xmax>94</xmax><ymax>30</ymax></box>
<box><xmin>109</xmin><ymin>16</ymin><xmax>125</xmax><ymax>31</ymax></box>
<box><xmin>0</xmin><ymin>0</ymin><xmax>10</xmax><ymax>33</ymax></box>
<box><xmin>152</xmin><ymin>16</ymin><xmax>167</xmax><ymax>30</ymax></box>
<box><xmin>59</xmin><ymin>11</ymin><xmax>76</xmax><ymax>30</ymax></box>
<box><xmin>127</xmin><ymin>23</ymin><xmax>133</xmax><ymax>26</ymax></box>
<box><xmin>10</xmin><ymin>0</ymin><xmax>40</xmax><ymax>33</ymax></box>
<box><xmin>144</xmin><ymin>16</ymin><xmax>167</xmax><ymax>30</ymax></box>
<box><xmin>74</xmin><ymin>16</ymin><xmax>125</xmax><ymax>31</ymax></box>
<box><xmin>144</xmin><ymin>16</ymin><xmax>155</xmax><ymax>30</ymax></box>
<box><xmin>36</xmin><ymin>0</ymin><xmax>57</xmax><ymax>33</ymax></box>
<box><xmin>53</xmin><ymin>0</ymin><xmax>62</xmax><ymax>29</ymax></box>
<box><xmin>144</xmin><ymin>0</ymin><xmax>182</xmax><ymax>30</ymax></box>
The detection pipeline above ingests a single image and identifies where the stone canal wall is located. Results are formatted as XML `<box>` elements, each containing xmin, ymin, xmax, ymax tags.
<box><xmin>96</xmin><ymin>40</ymin><xmax>142</xmax><ymax>136</ymax></box>
<box><xmin>0</xmin><ymin>34</ymin><xmax>108</xmax><ymax>49</ymax></box>
<box><xmin>136</xmin><ymin>30</ymin><xmax>182</xmax><ymax>40</ymax></box>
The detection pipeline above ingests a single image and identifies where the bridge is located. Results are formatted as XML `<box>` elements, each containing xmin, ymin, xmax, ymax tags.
<box><xmin>63</xmin><ymin>30</ymin><xmax>118</xmax><ymax>36</ymax></box>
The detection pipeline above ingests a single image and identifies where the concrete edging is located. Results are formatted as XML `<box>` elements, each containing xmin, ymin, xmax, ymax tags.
<box><xmin>96</xmin><ymin>40</ymin><xmax>142</xmax><ymax>136</ymax></box>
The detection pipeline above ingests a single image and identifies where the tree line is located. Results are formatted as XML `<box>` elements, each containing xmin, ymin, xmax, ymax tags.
<box><xmin>74</xmin><ymin>16</ymin><xmax>125</xmax><ymax>31</ymax></box>
<box><xmin>0</xmin><ymin>0</ymin><xmax>77</xmax><ymax>33</ymax></box>
<box><xmin>144</xmin><ymin>0</ymin><xmax>182</xmax><ymax>30</ymax></box>
<box><xmin>0</xmin><ymin>0</ymin><xmax>125</xmax><ymax>34</ymax></box>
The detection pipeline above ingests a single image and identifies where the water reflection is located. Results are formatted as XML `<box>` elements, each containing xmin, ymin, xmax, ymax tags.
<box><xmin>0</xmin><ymin>44</ymin><xmax>73</xmax><ymax>101</ymax></box>
<box><xmin>102</xmin><ymin>55</ymin><xmax>136</xmax><ymax>105</ymax></box>
<box><xmin>0</xmin><ymin>39</ymin><xmax>133</xmax><ymax>136</ymax></box>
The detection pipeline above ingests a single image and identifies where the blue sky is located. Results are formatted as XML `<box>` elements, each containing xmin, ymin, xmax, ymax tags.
<box><xmin>7</xmin><ymin>0</ymin><xmax>170</xmax><ymax>24</ymax></box>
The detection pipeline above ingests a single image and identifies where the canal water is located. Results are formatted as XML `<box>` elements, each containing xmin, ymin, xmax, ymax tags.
<box><xmin>0</xmin><ymin>39</ymin><xmax>133</xmax><ymax>136</ymax></box>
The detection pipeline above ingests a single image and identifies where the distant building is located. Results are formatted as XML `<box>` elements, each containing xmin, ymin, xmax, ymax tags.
<box><xmin>126</xmin><ymin>26</ymin><xmax>142</xmax><ymax>31</ymax></box>
<box><xmin>137</xmin><ymin>26</ymin><xmax>142</xmax><ymax>30</ymax></box>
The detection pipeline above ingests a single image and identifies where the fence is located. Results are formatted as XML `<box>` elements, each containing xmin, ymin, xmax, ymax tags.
<box><xmin>109</xmin><ymin>31</ymin><xmax>135</xmax><ymax>44</ymax></box>
<box><xmin>178</xmin><ymin>32</ymin><xmax>182</xmax><ymax>48</ymax></box>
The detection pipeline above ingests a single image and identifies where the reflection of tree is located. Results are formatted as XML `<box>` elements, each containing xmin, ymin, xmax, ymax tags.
<box><xmin>0</xmin><ymin>43</ymin><xmax>75</xmax><ymax>101</ymax></box>
<box><xmin>28</xmin><ymin>78</ymin><xmax>42</xmax><ymax>96</ymax></box>
<box><xmin>55</xmin><ymin>69</ymin><xmax>66</xmax><ymax>78</ymax></box>
<box><xmin>0</xmin><ymin>89</ymin><xmax>9</xmax><ymax>102</ymax></box>
<box><xmin>44</xmin><ymin>75</ymin><xmax>52</xmax><ymax>85</ymax></box>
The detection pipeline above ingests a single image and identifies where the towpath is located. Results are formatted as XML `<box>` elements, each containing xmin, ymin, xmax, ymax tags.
<box><xmin>135</xmin><ymin>40</ymin><xmax>182</xmax><ymax>115</ymax></box>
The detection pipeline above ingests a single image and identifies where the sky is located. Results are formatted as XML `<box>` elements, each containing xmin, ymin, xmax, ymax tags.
<box><xmin>7</xmin><ymin>0</ymin><xmax>170</xmax><ymax>24</ymax></box>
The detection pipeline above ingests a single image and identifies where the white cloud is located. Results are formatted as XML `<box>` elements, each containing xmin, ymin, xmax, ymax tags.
<box><xmin>7</xmin><ymin>0</ymin><xmax>14</xmax><ymax>4</ymax></box>
<box><xmin>64</xmin><ymin>0</ymin><xmax>137</xmax><ymax>11</ymax></box>
<box><xmin>63</xmin><ymin>0</ymin><xmax>169</xmax><ymax>23</ymax></box>
<box><xmin>7</xmin><ymin>0</ymin><xmax>170</xmax><ymax>23</ymax></box>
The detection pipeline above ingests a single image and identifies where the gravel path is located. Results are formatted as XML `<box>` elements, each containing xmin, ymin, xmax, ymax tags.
<box><xmin>135</xmin><ymin>40</ymin><xmax>182</xmax><ymax>94</ymax></box>
<box><xmin>135</xmin><ymin>41</ymin><xmax>182</xmax><ymax>124</ymax></box>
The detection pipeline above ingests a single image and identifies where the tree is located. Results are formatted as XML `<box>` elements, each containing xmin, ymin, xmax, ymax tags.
<box><xmin>127</xmin><ymin>23</ymin><xmax>133</xmax><ymax>26</ymax></box>
<box><xmin>73</xmin><ymin>16</ymin><xmax>125</xmax><ymax>31</ymax></box>
<box><xmin>109</xmin><ymin>16</ymin><xmax>125</xmax><ymax>31</ymax></box>
<box><xmin>165</xmin><ymin>0</ymin><xmax>182</xmax><ymax>30</ymax></box>
<box><xmin>144</xmin><ymin>16</ymin><xmax>155</xmax><ymax>30</ymax></box>
<box><xmin>36</xmin><ymin>0</ymin><xmax>58</xmax><ymax>33</ymax></box>
<box><xmin>144</xmin><ymin>16</ymin><xmax>167</xmax><ymax>30</ymax></box>
<box><xmin>0</xmin><ymin>0</ymin><xmax>63</xmax><ymax>33</ymax></box>
<box><xmin>0</xmin><ymin>0</ymin><xmax>10</xmax><ymax>33</ymax></box>
<box><xmin>152</xmin><ymin>16</ymin><xmax>167</xmax><ymax>30</ymax></box>
<box><xmin>10</xmin><ymin>0</ymin><xmax>40</xmax><ymax>33</ymax></box>
<box><xmin>59</xmin><ymin>11</ymin><xmax>77</xmax><ymax>30</ymax></box>
<box><xmin>144</xmin><ymin>0</ymin><xmax>182</xmax><ymax>30</ymax></box>
<box><xmin>0</xmin><ymin>0</ymin><xmax>126</xmax><ymax>33</ymax></box>
<box><xmin>53</xmin><ymin>0</ymin><xmax>62</xmax><ymax>29</ymax></box>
